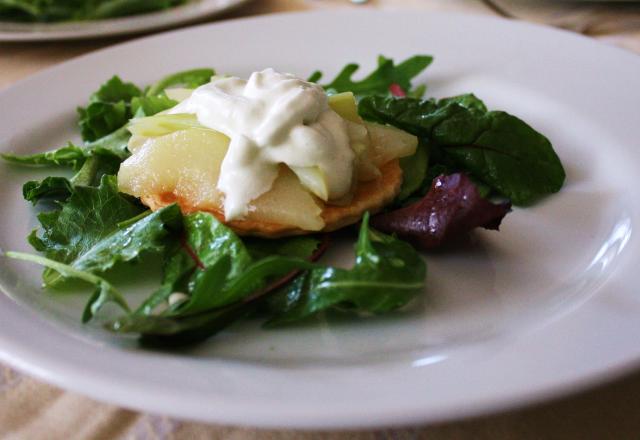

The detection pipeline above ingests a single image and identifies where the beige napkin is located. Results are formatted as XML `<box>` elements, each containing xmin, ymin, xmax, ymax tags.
<box><xmin>2</xmin><ymin>0</ymin><xmax>640</xmax><ymax>439</ymax></box>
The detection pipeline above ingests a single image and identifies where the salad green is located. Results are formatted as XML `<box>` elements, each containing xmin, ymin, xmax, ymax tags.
<box><xmin>2</xmin><ymin>56</ymin><xmax>565</xmax><ymax>347</ymax></box>
<box><xmin>0</xmin><ymin>0</ymin><xmax>186</xmax><ymax>22</ymax></box>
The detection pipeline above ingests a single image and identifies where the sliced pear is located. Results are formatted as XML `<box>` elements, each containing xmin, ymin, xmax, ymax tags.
<box><xmin>118</xmin><ymin>128</ymin><xmax>230</xmax><ymax>209</ymax></box>
<box><xmin>346</xmin><ymin>120</ymin><xmax>380</xmax><ymax>182</ymax></box>
<box><xmin>366</xmin><ymin>122</ymin><xmax>418</xmax><ymax>166</ymax></box>
<box><xmin>247</xmin><ymin>167</ymin><xmax>324</xmax><ymax>231</ymax></box>
<box><xmin>119</xmin><ymin>127</ymin><xmax>324</xmax><ymax>231</ymax></box>
<box><xmin>328</xmin><ymin>92</ymin><xmax>362</xmax><ymax>123</ymax></box>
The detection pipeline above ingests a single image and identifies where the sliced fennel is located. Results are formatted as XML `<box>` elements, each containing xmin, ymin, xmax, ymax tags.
<box><xmin>128</xmin><ymin>113</ymin><xmax>211</xmax><ymax>138</ymax></box>
<box><xmin>290</xmin><ymin>166</ymin><xmax>329</xmax><ymax>201</ymax></box>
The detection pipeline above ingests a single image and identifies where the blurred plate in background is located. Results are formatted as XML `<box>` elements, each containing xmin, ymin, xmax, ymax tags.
<box><xmin>0</xmin><ymin>0</ymin><xmax>251</xmax><ymax>41</ymax></box>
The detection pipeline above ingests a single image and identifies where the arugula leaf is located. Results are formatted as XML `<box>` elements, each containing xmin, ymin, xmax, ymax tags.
<box><xmin>2</xmin><ymin>144</ymin><xmax>85</xmax><ymax>168</ymax></box>
<box><xmin>183</xmin><ymin>212</ymin><xmax>252</xmax><ymax>279</ymax></box>
<box><xmin>110</xmin><ymin>254</ymin><xmax>320</xmax><ymax>344</ymax></box>
<box><xmin>109</xmin><ymin>234</ymin><xmax>329</xmax><ymax>344</ymax></box>
<box><xmin>76</xmin><ymin>67</ymin><xmax>212</xmax><ymax>148</ymax></box>
<box><xmin>134</xmin><ymin>243</ymin><xmax>191</xmax><ymax>316</ymax></box>
<box><xmin>23</xmin><ymin>177</ymin><xmax>73</xmax><ymax>205</ymax></box>
<box><xmin>359</xmin><ymin>95</ymin><xmax>566</xmax><ymax>205</ymax></box>
<box><xmin>311</xmin><ymin>55</ymin><xmax>432</xmax><ymax>99</ymax></box>
<box><xmin>2</xmin><ymin>125</ymin><xmax>130</xmax><ymax>175</ymax></box>
<box><xmin>78</xmin><ymin>76</ymin><xmax>143</xmax><ymax>142</ymax></box>
<box><xmin>266</xmin><ymin>213</ymin><xmax>426</xmax><ymax>325</ymax></box>
<box><xmin>131</xmin><ymin>94</ymin><xmax>177</xmax><ymax>118</ymax></box>
<box><xmin>135</xmin><ymin>214</ymin><xmax>321</xmax><ymax>318</ymax></box>
<box><xmin>244</xmin><ymin>236</ymin><xmax>321</xmax><ymax>260</ymax></box>
<box><xmin>134</xmin><ymin>212</ymin><xmax>252</xmax><ymax>316</ymax></box>
<box><xmin>69</xmin><ymin>203</ymin><xmax>181</xmax><ymax>276</ymax></box>
<box><xmin>82</xmin><ymin>126</ymin><xmax>132</xmax><ymax>160</ymax></box>
<box><xmin>172</xmin><ymin>256</ymin><xmax>231</xmax><ymax>316</ymax></box>
<box><xmin>145</xmin><ymin>68</ymin><xmax>215</xmax><ymax>96</ymax></box>
<box><xmin>28</xmin><ymin>175</ymin><xmax>147</xmax><ymax>285</ymax></box>
<box><xmin>4</xmin><ymin>251</ymin><xmax>129</xmax><ymax>323</ymax></box>
<box><xmin>112</xmin><ymin>302</ymin><xmax>251</xmax><ymax>347</ymax></box>
<box><xmin>69</xmin><ymin>155</ymin><xmax>121</xmax><ymax>188</ymax></box>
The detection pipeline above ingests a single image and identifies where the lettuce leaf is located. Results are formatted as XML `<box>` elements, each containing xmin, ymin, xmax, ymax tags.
<box><xmin>359</xmin><ymin>95</ymin><xmax>566</xmax><ymax>205</ymax></box>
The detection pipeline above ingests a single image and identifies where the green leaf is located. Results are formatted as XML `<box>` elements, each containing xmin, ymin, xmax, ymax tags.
<box><xmin>22</xmin><ymin>177</ymin><xmax>73</xmax><ymax>205</ymax></box>
<box><xmin>0</xmin><ymin>0</ymin><xmax>185</xmax><ymax>23</ymax></box>
<box><xmin>2</xmin><ymin>144</ymin><xmax>85</xmax><ymax>168</ymax></box>
<box><xmin>91</xmin><ymin>0</ymin><xmax>185</xmax><ymax>19</ymax></box>
<box><xmin>244</xmin><ymin>236</ymin><xmax>321</xmax><ymax>260</ymax></box>
<box><xmin>78</xmin><ymin>76</ymin><xmax>143</xmax><ymax>142</ymax></box>
<box><xmin>134</xmin><ymin>212</ymin><xmax>252</xmax><ymax>316</ymax></box>
<box><xmin>397</xmin><ymin>141</ymin><xmax>429</xmax><ymax>201</ymax></box>
<box><xmin>70</xmin><ymin>203</ymin><xmax>182</xmax><ymax>276</ymax></box>
<box><xmin>266</xmin><ymin>213</ymin><xmax>426</xmax><ymax>325</ymax></box>
<box><xmin>2</xmin><ymin>126</ymin><xmax>130</xmax><ymax>173</ymax></box>
<box><xmin>4</xmin><ymin>251</ymin><xmax>129</xmax><ymax>323</ymax></box>
<box><xmin>146</xmin><ymin>68</ymin><xmax>215</xmax><ymax>96</ymax></box>
<box><xmin>133</xmin><ymin>245</ymin><xmax>190</xmax><ymax>316</ymax></box>
<box><xmin>83</xmin><ymin>126</ymin><xmax>131</xmax><ymax>160</ymax></box>
<box><xmin>29</xmin><ymin>175</ymin><xmax>147</xmax><ymax>285</ymax></box>
<box><xmin>131</xmin><ymin>94</ymin><xmax>178</xmax><ymax>117</ymax></box>
<box><xmin>359</xmin><ymin>95</ymin><xmax>566</xmax><ymax>205</ymax></box>
<box><xmin>317</xmin><ymin>55</ymin><xmax>432</xmax><ymax>99</ymax></box>
<box><xmin>68</xmin><ymin>155</ymin><xmax>120</xmax><ymax>188</ymax></box>
<box><xmin>110</xmin><ymin>255</ymin><xmax>316</xmax><ymax>344</ymax></box>
<box><xmin>173</xmin><ymin>256</ymin><xmax>231</xmax><ymax>316</ymax></box>
<box><xmin>182</xmin><ymin>212</ymin><xmax>252</xmax><ymax>278</ymax></box>
<box><xmin>213</xmin><ymin>256</ymin><xmax>317</xmax><ymax>309</ymax></box>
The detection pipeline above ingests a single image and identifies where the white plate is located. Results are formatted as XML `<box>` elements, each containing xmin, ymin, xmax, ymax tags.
<box><xmin>1</xmin><ymin>10</ymin><xmax>640</xmax><ymax>429</ymax></box>
<box><xmin>0</xmin><ymin>0</ymin><xmax>250</xmax><ymax>41</ymax></box>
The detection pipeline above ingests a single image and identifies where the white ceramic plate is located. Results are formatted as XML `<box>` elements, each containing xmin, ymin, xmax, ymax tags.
<box><xmin>0</xmin><ymin>0</ymin><xmax>250</xmax><ymax>41</ymax></box>
<box><xmin>1</xmin><ymin>10</ymin><xmax>640</xmax><ymax>429</ymax></box>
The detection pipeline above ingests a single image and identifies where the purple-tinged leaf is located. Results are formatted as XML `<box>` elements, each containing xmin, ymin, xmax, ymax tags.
<box><xmin>371</xmin><ymin>173</ymin><xmax>511</xmax><ymax>250</ymax></box>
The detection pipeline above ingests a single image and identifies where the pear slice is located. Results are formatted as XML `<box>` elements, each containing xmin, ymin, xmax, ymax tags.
<box><xmin>247</xmin><ymin>166</ymin><xmax>324</xmax><ymax>231</ymax></box>
<box><xmin>118</xmin><ymin>128</ymin><xmax>229</xmax><ymax>210</ymax></box>
<box><xmin>328</xmin><ymin>92</ymin><xmax>362</xmax><ymax>123</ymax></box>
<box><xmin>366</xmin><ymin>122</ymin><xmax>418</xmax><ymax>166</ymax></box>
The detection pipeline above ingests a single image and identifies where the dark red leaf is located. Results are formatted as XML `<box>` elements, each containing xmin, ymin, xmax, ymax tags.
<box><xmin>371</xmin><ymin>173</ymin><xmax>511</xmax><ymax>250</ymax></box>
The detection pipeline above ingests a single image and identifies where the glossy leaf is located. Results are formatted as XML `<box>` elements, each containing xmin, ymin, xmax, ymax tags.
<box><xmin>371</xmin><ymin>173</ymin><xmax>511</xmax><ymax>250</ymax></box>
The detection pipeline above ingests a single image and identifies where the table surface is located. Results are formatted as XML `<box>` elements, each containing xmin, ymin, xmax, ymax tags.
<box><xmin>2</xmin><ymin>1</ymin><xmax>640</xmax><ymax>438</ymax></box>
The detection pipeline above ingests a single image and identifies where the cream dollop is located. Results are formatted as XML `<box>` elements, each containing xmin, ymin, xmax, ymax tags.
<box><xmin>167</xmin><ymin>69</ymin><xmax>355</xmax><ymax>220</ymax></box>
